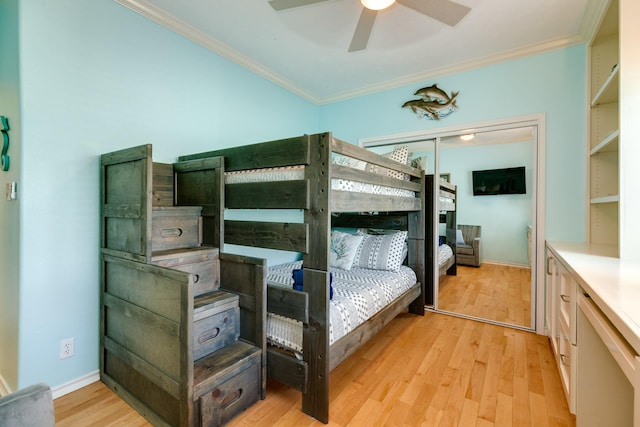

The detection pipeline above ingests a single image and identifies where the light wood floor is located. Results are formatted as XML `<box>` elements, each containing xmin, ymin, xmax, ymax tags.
<box><xmin>439</xmin><ymin>264</ymin><xmax>532</xmax><ymax>328</ymax></box>
<box><xmin>54</xmin><ymin>312</ymin><xmax>574</xmax><ymax>426</ymax></box>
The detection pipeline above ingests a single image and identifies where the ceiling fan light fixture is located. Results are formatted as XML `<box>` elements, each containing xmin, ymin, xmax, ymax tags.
<box><xmin>360</xmin><ymin>0</ymin><xmax>395</xmax><ymax>11</ymax></box>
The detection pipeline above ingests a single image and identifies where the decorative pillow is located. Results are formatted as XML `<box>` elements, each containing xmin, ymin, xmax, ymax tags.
<box><xmin>292</xmin><ymin>268</ymin><xmax>334</xmax><ymax>299</ymax></box>
<box><xmin>353</xmin><ymin>230</ymin><xmax>408</xmax><ymax>272</ymax></box>
<box><xmin>333</xmin><ymin>154</ymin><xmax>367</xmax><ymax>170</ymax></box>
<box><xmin>366</xmin><ymin>145</ymin><xmax>410</xmax><ymax>180</ymax></box>
<box><xmin>456</xmin><ymin>229</ymin><xmax>465</xmax><ymax>245</ymax></box>
<box><xmin>330</xmin><ymin>230</ymin><xmax>365</xmax><ymax>270</ymax></box>
<box><xmin>365</xmin><ymin>228</ymin><xmax>409</xmax><ymax>263</ymax></box>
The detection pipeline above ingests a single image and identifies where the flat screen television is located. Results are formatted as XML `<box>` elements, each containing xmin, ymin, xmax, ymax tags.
<box><xmin>472</xmin><ymin>166</ymin><xmax>526</xmax><ymax>196</ymax></box>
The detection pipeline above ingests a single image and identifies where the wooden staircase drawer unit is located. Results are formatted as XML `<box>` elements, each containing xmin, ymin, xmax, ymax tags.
<box><xmin>193</xmin><ymin>291</ymin><xmax>240</xmax><ymax>361</ymax></box>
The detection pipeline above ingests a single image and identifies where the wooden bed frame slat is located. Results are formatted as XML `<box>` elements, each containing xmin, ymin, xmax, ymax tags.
<box><xmin>331</xmin><ymin>213</ymin><xmax>408</xmax><ymax>230</ymax></box>
<box><xmin>226</xmin><ymin>181</ymin><xmax>309</xmax><ymax>209</ymax></box>
<box><xmin>178</xmin><ymin>135</ymin><xmax>311</xmax><ymax>171</ymax></box>
<box><xmin>267</xmin><ymin>287</ymin><xmax>309</xmax><ymax>323</ymax></box>
<box><xmin>224</xmin><ymin>220</ymin><xmax>309</xmax><ymax>253</ymax></box>
<box><xmin>330</xmin><ymin>191</ymin><xmax>422</xmax><ymax>212</ymax></box>
<box><xmin>266</xmin><ymin>348</ymin><xmax>308</xmax><ymax>393</ymax></box>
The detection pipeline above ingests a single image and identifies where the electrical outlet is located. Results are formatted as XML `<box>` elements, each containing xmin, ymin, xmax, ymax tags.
<box><xmin>60</xmin><ymin>338</ymin><xmax>74</xmax><ymax>359</ymax></box>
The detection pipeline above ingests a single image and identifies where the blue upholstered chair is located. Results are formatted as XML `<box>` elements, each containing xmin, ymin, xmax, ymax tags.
<box><xmin>456</xmin><ymin>224</ymin><xmax>481</xmax><ymax>267</ymax></box>
<box><xmin>0</xmin><ymin>383</ymin><xmax>55</xmax><ymax>427</ymax></box>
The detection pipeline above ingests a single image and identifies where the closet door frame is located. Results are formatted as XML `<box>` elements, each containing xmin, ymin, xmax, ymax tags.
<box><xmin>361</xmin><ymin>113</ymin><xmax>546</xmax><ymax>334</ymax></box>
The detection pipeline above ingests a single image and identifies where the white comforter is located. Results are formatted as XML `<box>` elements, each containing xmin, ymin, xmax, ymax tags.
<box><xmin>266</xmin><ymin>261</ymin><xmax>417</xmax><ymax>353</ymax></box>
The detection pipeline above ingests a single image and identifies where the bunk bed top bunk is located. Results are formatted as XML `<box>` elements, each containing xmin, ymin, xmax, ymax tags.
<box><xmin>179</xmin><ymin>132</ymin><xmax>425</xmax><ymax>423</ymax></box>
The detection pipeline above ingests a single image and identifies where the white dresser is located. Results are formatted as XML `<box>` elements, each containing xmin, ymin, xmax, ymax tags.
<box><xmin>546</xmin><ymin>241</ymin><xmax>640</xmax><ymax>426</ymax></box>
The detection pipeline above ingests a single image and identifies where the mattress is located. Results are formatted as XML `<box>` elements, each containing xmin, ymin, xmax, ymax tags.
<box><xmin>439</xmin><ymin>196</ymin><xmax>455</xmax><ymax>211</ymax></box>
<box><xmin>265</xmin><ymin>261</ymin><xmax>417</xmax><ymax>354</ymax></box>
<box><xmin>225</xmin><ymin>164</ymin><xmax>415</xmax><ymax>198</ymax></box>
<box><xmin>438</xmin><ymin>244</ymin><xmax>454</xmax><ymax>268</ymax></box>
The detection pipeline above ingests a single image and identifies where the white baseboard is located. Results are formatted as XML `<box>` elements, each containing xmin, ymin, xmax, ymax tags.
<box><xmin>482</xmin><ymin>260</ymin><xmax>531</xmax><ymax>269</ymax></box>
<box><xmin>51</xmin><ymin>370</ymin><xmax>100</xmax><ymax>399</ymax></box>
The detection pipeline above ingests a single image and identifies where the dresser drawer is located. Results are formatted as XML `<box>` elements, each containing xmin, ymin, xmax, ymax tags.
<box><xmin>179</xmin><ymin>259</ymin><xmax>219</xmax><ymax>297</ymax></box>
<box><xmin>151</xmin><ymin>206</ymin><xmax>202</xmax><ymax>251</ymax></box>
<box><xmin>193</xmin><ymin>291</ymin><xmax>240</xmax><ymax>361</ymax></box>
<box><xmin>557</xmin><ymin>321</ymin><xmax>576</xmax><ymax>413</ymax></box>
<box><xmin>557</xmin><ymin>263</ymin><xmax>577</xmax><ymax>345</ymax></box>
<box><xmin>152</xmin><ymin>247</ymin><xmax>220</xmax><ymax>297</ymax></box>
<box><xmin>195</xmin><ymin>348</ymin><xmax>260</xmax><ymax>426</ymax></box>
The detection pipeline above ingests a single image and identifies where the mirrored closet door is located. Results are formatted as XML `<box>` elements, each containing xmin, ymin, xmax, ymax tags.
<box><xmin>363</xmin><ymin>119</ymin><xmax>539</xmax><ymax>331</ymax></box>
<box><xmin>436</xmin><ymin>126</ymin><xmax>535</xmax><ymax>329</ymax></box>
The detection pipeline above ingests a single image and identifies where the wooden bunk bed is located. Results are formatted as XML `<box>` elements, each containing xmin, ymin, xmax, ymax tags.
<box><xmin>179</xmin><ymin>132</ymin><xmax>425</xmax><ymax>423</ymax></box>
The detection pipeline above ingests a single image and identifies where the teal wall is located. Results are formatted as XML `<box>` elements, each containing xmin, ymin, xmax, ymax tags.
<box><xmin>0</xmin><ymin>0</ymin><xmax>21</xmax><ymax>391</ymax></box>
<box><xmin>440</xmin><ymin>140</ymin><xmax>534</xmax><ymax>265</ymax></box>
<box><xmin>320</xmin><ymin>45</ymin><xmax>587</xmax><ymax>244</ymax></box>
<box><xmin>1</xmin><ymin>0</ymin><xmax>586</xmax><ymax>393</ymax></box>
<box><xmin>11</xmin><ymin>0</ymin><xmax>319</xmax><ymax>391</ymax></box>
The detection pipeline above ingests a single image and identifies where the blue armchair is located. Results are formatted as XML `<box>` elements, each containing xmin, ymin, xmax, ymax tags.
<box><xmin>0</xmin><ymin>383</ymin><xmax>54</xmax><ymax>427</ymax></box>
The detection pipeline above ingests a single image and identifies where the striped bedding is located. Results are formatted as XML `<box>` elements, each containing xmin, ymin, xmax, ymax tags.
<box><xmin>266</xmin><ymin>261</ymin><xmax>417</xmax><ymax>354</ymax></box>
<box><xmin>224</xmin><ymin>165</ymin><xmax>415</xmax><ymax>198</ymax></box>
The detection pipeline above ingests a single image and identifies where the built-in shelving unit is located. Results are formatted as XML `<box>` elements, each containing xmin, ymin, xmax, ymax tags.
<box><xmin>588</xmin><ymin>0</ymin><xmax>620</xmax><ymax>252</ymax></box>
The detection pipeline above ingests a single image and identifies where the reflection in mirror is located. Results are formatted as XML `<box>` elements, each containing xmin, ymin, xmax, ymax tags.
<box><xmin>364</xmin><ymin>124</ymin><xmax>536</xmax><ymax>330</ymax></box>
<box><xmin>437</xmin><ymin>127</ymin><xmax>534</xmax><ymax>329</ymax></box>
<box><xmin>366</xmin><ymin>138</ymin><xmax>438</xmax><ymax>306</ymax></box>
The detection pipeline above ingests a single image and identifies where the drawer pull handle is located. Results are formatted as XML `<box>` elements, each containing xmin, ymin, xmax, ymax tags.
<box><xmin>220</xmin><ymin>389</ymin><xmax>243</xmax><ymax>409</ymax></box>
<box><xmin>560</xmin><ymin>294</ymin><xmax>570</xmax><ymax>303</ymax></box>
<box><xmin>193</xmin><ymin>274</ymin><xmax>200</xmax><ymax>284</ymax></box>
<box><xmin>160</xmin><ymin>228</ymin><xmax>183</xmax><ymax>237</ymax></box>
<box><xmin>198</xmin><ymin>328</ymin><xmax>220</xmax><ymax>344</ymax></box>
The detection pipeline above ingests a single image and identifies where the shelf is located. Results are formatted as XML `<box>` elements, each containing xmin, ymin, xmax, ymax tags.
<box><xmin>591</xmin><ymin>64</ymin><xmax>619</xmax><ymax>107</ymax></box>
<box><xmin>591</xmin><ymin>129</ymin><xmax>620</xmax><ymax>155</ymax></box>
<box><xmin>591</xmin><ymin>195</ymin><xmax>619</xmax><ymax>204</ymax></box>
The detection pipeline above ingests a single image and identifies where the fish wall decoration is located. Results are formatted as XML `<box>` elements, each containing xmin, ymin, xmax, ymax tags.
<box><xmin>402</xmin><ymin>84</ymin><xmax>459</xmax><ymax>120</ymax></box>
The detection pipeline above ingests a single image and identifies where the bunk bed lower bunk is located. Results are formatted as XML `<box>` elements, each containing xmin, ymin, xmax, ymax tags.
<box><xmin>179</xmin><ymin>132</ymin><xmax>425</xmax><ymax>423</ymax></box>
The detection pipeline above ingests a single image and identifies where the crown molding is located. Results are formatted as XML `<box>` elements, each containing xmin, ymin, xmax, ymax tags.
<box><xmin>114</xmin><ymin>0</ymin><xmax>587</xmax><ymax>105</ymax></box>
<box><xmin>318</xmin><ymin>34</ymin><xmax>586</xmax><ymax>104</ymax></box>
<box><xmin>579</xmin><ymin>0</ymin><xmax>611</xmax><ymax>43</ymax></box>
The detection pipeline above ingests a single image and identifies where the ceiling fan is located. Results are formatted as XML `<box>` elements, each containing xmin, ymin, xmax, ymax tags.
<box><xmin>268</xmin><ymin>0</ymin><xmax>471</xmax><ymax>52</ymax></box>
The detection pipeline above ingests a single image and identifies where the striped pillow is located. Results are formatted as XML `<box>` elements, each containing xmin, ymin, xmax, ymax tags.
<box><xmin>353</xmin><ymin>231</ymin><xmax>408</xmax><ymax>272</ymax></box>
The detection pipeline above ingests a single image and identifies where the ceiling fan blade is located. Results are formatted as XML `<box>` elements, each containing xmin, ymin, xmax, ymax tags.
<box><xmin>349</xmin><ymin>8</ymin><xmax>377</xmax><ymax>52</ymax></box>
<box><xmin>397</xmin><ymin>0</ymin><xmax>470</xmax><ymax>26</ymax></box>
<box><xmin>269</xmin><ymin>0</ymin><xmax>331</xmax><ymax>11</ymax></box>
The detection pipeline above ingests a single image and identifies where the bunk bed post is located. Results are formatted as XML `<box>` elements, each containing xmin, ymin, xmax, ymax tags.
<box><xmin>301</xmin><ymin>132</ymin><xmax>331</xmax><ymax>423</ymax></box>
<box><xmin>408</xmin><ymin>170</ymin><xmax>426</xmax><ymax>315</ymax></box>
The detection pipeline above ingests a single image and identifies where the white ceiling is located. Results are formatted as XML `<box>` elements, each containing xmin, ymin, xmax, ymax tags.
<box><xmin>115</xmin><ymin>0</ymin><xmax>603</xmax><ymax>104</ymax></box>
